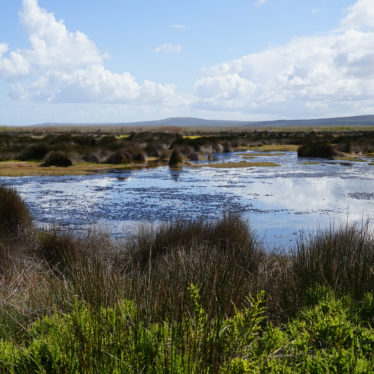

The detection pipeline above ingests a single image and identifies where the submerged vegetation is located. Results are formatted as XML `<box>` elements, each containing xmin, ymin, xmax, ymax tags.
<box><xmin>0</xmin><ymin>185</ymin><xmax>374</xmax><ymax>372</ymax></box>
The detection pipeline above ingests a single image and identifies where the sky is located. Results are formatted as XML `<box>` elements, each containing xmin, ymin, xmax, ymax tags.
<box><xmin>0</xmin><ymin>0</ymin><xmax>374</xmax><ymax>125</ymax></box>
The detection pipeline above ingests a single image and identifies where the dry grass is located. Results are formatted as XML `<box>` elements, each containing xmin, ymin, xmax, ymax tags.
<box><xmin>247</xmin><ymin>145</ymin><xmax>299</xmax><ymax>152</ymax></box>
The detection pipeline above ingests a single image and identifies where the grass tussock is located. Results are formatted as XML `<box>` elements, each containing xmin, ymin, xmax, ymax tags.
<box><xmin>1</xmin><ymin>184</ymin><xmax>374</xmax><ymax>372</ymax></box>
<box><xmin>168</xmin><ymin>148</ymin><xmax>183</xmax><ymax>165</ymax></box>
<box><xmin>0</xmin><ymin>185</ymin><xmax>32</xmax><ymax>235</ymax></box>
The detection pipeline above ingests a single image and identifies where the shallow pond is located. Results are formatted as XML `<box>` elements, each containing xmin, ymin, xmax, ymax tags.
<box><xmin>2</xmin><ymin>151</ymin><xmax>374</xmax><ymax>248</ymax></box>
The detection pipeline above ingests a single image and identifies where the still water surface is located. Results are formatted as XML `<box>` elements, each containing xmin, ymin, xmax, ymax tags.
<box><xmin>2</xmin><ymin>151</ymin><xmax>374</xmax><ymax>247</ymax></box>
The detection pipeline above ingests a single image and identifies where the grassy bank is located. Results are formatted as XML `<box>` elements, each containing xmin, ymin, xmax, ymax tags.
<box><xmin>0</xmin><ymin>185</ymin><xmax>374</xmax><ymax>372</ymax></box>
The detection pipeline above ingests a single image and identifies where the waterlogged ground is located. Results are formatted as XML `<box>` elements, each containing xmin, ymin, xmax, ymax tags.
<box><xmin>2</xmin><ymin>150</ymin><xmax>374</xmax><ymax>247</ymax></box>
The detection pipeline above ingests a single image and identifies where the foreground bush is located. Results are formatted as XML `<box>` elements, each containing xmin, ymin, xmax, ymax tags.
<box><xmin>0</xmin><ymin>288</ymin><xmax>373</xmax><ymax>373</ymax></box>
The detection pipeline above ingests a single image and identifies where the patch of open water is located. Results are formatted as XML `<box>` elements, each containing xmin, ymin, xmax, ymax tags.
<box><xmin>2</xmin><ymin>151</ymin><xmax>374</xmax><ymax>248</ymax></box>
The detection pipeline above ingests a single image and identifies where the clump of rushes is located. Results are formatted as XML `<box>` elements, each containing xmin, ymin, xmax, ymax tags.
<box><xmin>127</xmin><ymin>213</ymin><xmax>257</xmax><ymax>268</ymax></box>
<box><xmin>42</xmin><ymin>151</ymin><xmax>72</xmax><ymax>167</ymax></box>
<box><xmin>292</xmin><ymin>224</ymin><xmax>374</xmax><ymax>301</ymax></box>
<box><xmin>168</xmin><ymin>148</ymin><xmax>183</xmax><ymax>165</ymax></box>
<box><xmin>0</xmin><ymin>185</ymin><xmax>32</xmax><ymax>234</ymax></box>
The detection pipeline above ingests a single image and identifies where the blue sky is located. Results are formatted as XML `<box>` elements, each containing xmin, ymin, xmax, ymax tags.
<box><xmin>0</xmin><ymin>0</ymin><xmax>373</xmax><ymax>125</ymax></box>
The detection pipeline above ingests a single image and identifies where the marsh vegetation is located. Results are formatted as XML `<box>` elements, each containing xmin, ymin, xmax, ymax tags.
<box><xmin>0</xmin><ymin>185</ymin><xmax>374</xmax><ymax>372</ymax></box>
<box><xmin>1</xmin><ymin>127</ymin><xmax>374</xmax><ymax>175</ymax></box>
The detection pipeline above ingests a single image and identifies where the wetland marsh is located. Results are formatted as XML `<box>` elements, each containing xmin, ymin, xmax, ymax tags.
<box><xmin>2</xmin><ymin>143</ymin><xmax>374</xmax><ymax>246</ymax></box>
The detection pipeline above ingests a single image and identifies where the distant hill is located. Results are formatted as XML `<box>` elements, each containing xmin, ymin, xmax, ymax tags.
<box><xmin>30</xmin><ymin>115</ymin><xmax>374</xmax><ymax>128</ymax></box>
<box><xmin>247</xmin><ymin>115</ymin><xmax>374</xmax><ymax>128</ymax></box>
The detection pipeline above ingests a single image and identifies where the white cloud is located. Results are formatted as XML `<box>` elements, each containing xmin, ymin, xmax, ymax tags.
<box><xmin>342</xmin><ymin>0</ymin><xmax>374</xmax><ymax>30</ymax></box>
<box><xmin>0</xmin><ymin>0</ymin><xmax>183</xmax><ymax>106</ymax></box>
<box><xmin>194</xmin><ymin>0</ymin><xmax>374</xmax><ymax>118</ymax></box>
<box><xmin>171</xmin><ymin>24</ymin><xmax>186</xmax><ymax>30</ymax></box>
<box><xmin>154</xmin><ymin>43</ymin><xmax>182</xmax><ymax>54</ymax></box>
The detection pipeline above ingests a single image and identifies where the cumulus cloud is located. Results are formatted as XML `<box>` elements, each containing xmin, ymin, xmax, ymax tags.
<box><xmin>342</xmin><ymin>0</ymin><xmax>374</xmax><ymax>29</ymax></box>
<box><xmin>194</xmin><ymin>0</ymin><xmax>374</xmax><ymax>117</ymax></box>
<box><xmin>0</xmin><ymin>0</ymin><xmax>182</xmax><ymax>106</ymax></box>
<box><xmin>154</xmin><ymin>43</ymin><xmax>182</xmax><ymax>54</ymax></box>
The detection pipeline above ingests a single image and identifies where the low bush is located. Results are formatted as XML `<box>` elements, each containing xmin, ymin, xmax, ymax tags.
<box><xmin>132</xmin><ymin>150</ymin><xmax>146</xmax><ymax>162</ymax></box>
<box><xmin>17</xmin><ymin>143</ymin><xmax>50</xmax><ymax>161</ymax></box>
<box><xmin>297</xmin><ymin>143</ymin><xmax>336</xmax><ymax>158</ymax></box>
<box><xmin>82</xmin><ymin>152</ymin><xmax>100</xmax><ymax>163</ymax></box>
<box><xmin>73</xmin><ymin>135</ymin><xmax>96</xmax><ymax>146</ymax></box>
<box><xmin>105</xmin><ymin>150</ymin><xmax>132</xmax><ymax>164</ymax></box>
<box><xmin>144</xmin><ymin>143</ymin><xmax>163</xmax><ymax>157</ymax></box>
<box><xmin>42</xmin><ymin>151</ymin><xmax>72</xmax><ymax>167</ymax></box>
